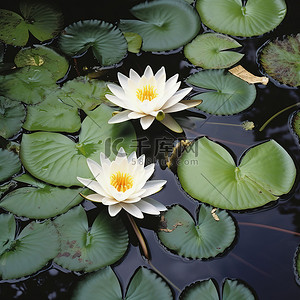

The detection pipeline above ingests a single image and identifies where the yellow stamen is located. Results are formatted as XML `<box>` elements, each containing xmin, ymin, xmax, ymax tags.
<box><xmin>136</xmin><ymin>85</ymin><xmax>158</xmax><ymax>102</ymax></box>
<box><xmin>110</xmin><ymin>171</ymin><xmax>133</xmax><ymax>192</ymax></box>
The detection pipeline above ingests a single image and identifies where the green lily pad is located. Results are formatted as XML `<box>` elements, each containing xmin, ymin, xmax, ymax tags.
<box><xmin>0</xmin><ymin>66</ymin><xmax>57</xmax><ymax>104</ymax></box>
<box><xmin>0</xmin><ymin>96</ymin><xmax>26</xmax><ymax>138</ymax></box>
<box><xmin>184</xmin><ymin>33</ymin><xmax>244</xmax><ymax>69</ymax></box>
<box><xmin>177</xmin><ymin>137</ymin><xmax>296</xmax><ymax>210</ymax></box>
<box><xmin>72</xmin><ymin>266</ymin><xmax>172</xmax><ymax>300</ymax></box>
<box><xmin>0</xmin><ymin>148</ymin><xmax>21</xmax><ymax>182</ymax></box>
<box><xmin>123</xmin><ymin>32</ymin><xmax>142</xmax><ymax>54</ymax></box>
<box><xmin>0</xmin><ymin>213</ymin><xmax>59</xmax><ymax>280</ymax></box>
<box><xmin>158</xmin><ymin>204</ymin><xmax>235</xmax><ymax>259</ymax></box>
<box><xmin>60</xmin><ymin>76</ymin><xmax>112</xmax><ymax>111</ymax></box>
<box><xmin>294</xmin><ymin>244</ymin><xmax>300</xmax><ymax>285</ymax></box>
<box><xmin>20</xmin><ymin>104</ymin><xmax>136</xmax><ymax>187</ymax></box>
<box><xmin>260</xmin><ymin>34</ymin><xmax>300</xmax><ymax>87</ymax></box>
<box><xmin>119</xmin><ymin>0</ymin><xmax>201</xmax><ymax>52</ymax></box>
<box><xmin>54</xmin><ymin>205</ymin><xmax>128</xmax><ymax>272</ymax></box>
<box><xmin>180</xmin><ymin>278</ymin><xmax>255</xmax><ymax>300</ymax></box>
<box><xmin>0</xmin><ymin>0</ymin><xmax>63</xmax><ymax>46</ymax></box>
<box><xmin>14</xmin><ymin>45</ymin><xmax>69</xmax><ymax>82</ymax></box>
<box><xmin>59</xmin><ymin>20</ymin><xmax>127</xmax><ymax>66</ymax></box>
<box><xmin>196</xmin><ymin>0</ymin><xmax>287</xmax><ymax>37</ymax></box>
<box><xmin>22</xmin><ymin>88</ymin><xmax>81</xmax><ymax>132</ymax></box>
<box><xmin>290</xmin><ymin>110</ymin><xmax>300</xmax><ymax>144</ymax></box>
<box><xmin>0</xmin><ymin>174</ymin><xmax>84</xmax><ymax>219</ymax></box>
<box><xmin>186</xmin><ymin>69</ymin><xmax>256</xmax><ymax>115</ymax></box>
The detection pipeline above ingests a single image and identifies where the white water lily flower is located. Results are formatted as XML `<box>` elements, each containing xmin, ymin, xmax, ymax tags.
<box><xmin>106</xmin><ymin>65</ymin><xmax>202</xmax><ymax>133</ymax></box>
<box><xmin>77</xmin><ymin>148</ymin><xmax>167</xmax><ymax>219</ymax></box>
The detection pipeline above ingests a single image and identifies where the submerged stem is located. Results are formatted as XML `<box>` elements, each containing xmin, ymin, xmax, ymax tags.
<box><xmin>259</xmin><ymin>103</ymin><xmax>300</xmax><ymax>131</ymax></box>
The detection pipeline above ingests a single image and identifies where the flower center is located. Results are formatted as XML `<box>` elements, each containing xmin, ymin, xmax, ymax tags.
<box><xmin>136</xmin><ymin>85</ymin><xmax>158</xmax><ymax>102</ymax></box>
<box><xmin>110</xmin><ymin>171</ymin><xmax>134</xmax><ymax>192</ymax></box>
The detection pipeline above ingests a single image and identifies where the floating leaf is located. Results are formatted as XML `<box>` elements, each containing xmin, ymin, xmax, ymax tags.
<box><xmin>0</xmin><ymin>96</ymin><xmax>25</xmax><ymax>138</ymax></box>
<box><xmin>290</xmin><ymin>110</ymin><xmax>300</xmax><ymax>144</ymax></box>
<box><xmin>14</xmin><ymin>45</ymin><xmax>69</xmax><ymax>82</ymax></box>
<box><xmin>294</xmin><ymin>244</ymin><xmax>300</xmax><ymax>285</ymax></box>
<box><xmin>196</xmin><ymin>0</ymin><xmax>287</xmax><ymax>37</ymax></box>
<box><xmin>60</xmin><ymin>76</ymin><xmax>112</xmax><ymax>111</ymax></box>
<box><xmin>59</xmin><ymin>20</ymin><xmax>127</xmax><ymax>66</ymax></box>
<box><xmin>259</xmin><ymin>34</ymin><xmax>300</xmax><ymax>87</ymax></box>
<box><xmin>0</xmin><ymin>66</ymin><xmax>57</xmax><ymax>104</ymax></box>
<box><xmin>0</xmin><ymin>213</ymin><xmax>59</xmax><ymax>280</ymax></box>
<box><xmin>20</xmin><ymin>104</ymin><xmax>136</xmax><ymax>187</ymax></box>
<box><xmin>229</xmin><ymin>65</ymin><xmax>269</xmax><ymax>85</ymax></box>
<box><xmin>72</xmin><ymin>266</ymin><xmax>172</xmax><ymax>300</ymax></box>
<box><xmin>119</xmin><ymin>0</ymin><xmax>200</xmax><ymax>52</ymax></box>
<box><xmin>180</xmin><ymin>278</ymin><xmax>255</xmax><ymax>299</ymax></box>
<box><xmin>0</xmin><ymin>148</ymin><xmax>21</xmax><ymax>182</ymax></box>
<box><xmin>177</xmin><ymin>137</ymin><xmax>296</xmax><ymax>210</ymax></box>
<box><xmin>0</xmin><ymin>174</ymin><xmax>84</xmax><ymax>219</ymax></box>
<box><xmin>123</xmin><ymin>32</ymin><xmax>142</xmax><ymax>54</ymax></box>
<box><xmin>187</xmin><ymin>69</ymin><xmax>256</xmax><ymax>115</ymax></box>
<box><xmin>54</xmin><ymin>206</ymin><xmax>128</xmax><ymax>272</ymax></box>
<box><xmin>22</xmin><ymin>88</ymin><xmax>81</xmax><ymax>132</ymax></box>
<box><xmin>184</xmin><ymin>33</ymin><xmax>244</xmax><ymax>69</ymax></box>
<box><xmin>158</xmin><ymin>204</ymin><xmax>236</xmax><ymax>259</ymax></box>
<box><xmin>0</xmin><ymin>1</ymin><xmax>63</xmax><ymax>46</ymax></box>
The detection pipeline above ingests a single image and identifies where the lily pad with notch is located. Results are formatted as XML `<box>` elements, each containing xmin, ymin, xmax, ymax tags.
<box><xmin>0</xmin><ymin>0</ymin><xmax>63</xmax><ymax>46</ymax></box>
<box><xmin>184</xmin><ymin>33</ymin><xmax>244</xmax><ymax>69</ymax></box>
<box><xmin>0</xmin><ymin>213</ymin><xmax>59</xmax><ymax>280</ymax></box>
<box><xmin>180</xmin><ymin>278</ymin><xmax>255</xmax><ymax>300</ymax></box>
<box><xmin>119</xmin><ymin>0</ymin><xmax>201</xmax><ymax>52</ymax></box>
<box><xmin>0</xmin><ymin>148</ymin><xmax>21</xmax><ymax>182</ymax></box>
<box><xmin>0</xmin><ymin>174</ymin><xmax>84</xmax><ymax>219</ymax></box>
<box><xmin>72</xmin><ymin>266</ymin><xmax>172</xmax><ymax>300</ymax></box>
<box><xmin>186</xmin><ymin>69</ymin><xmax>256</xmax><ymax>115</ymax></box>
<box><xmin>59</xmin><ymin>20</ymin><xmax>127</xmax><ymax>66</ymax></box>
<box><xmin>0</xmin><ymin>96</ymin><xmax>26</xmax><ymax>139</ymax></box>
<box><xmin>20</xmin><ymin>104</ymin><xmax>137</xmax><ymax>187</ymax></box>
<box><xmin>259</xmin><ymin>34</ymin><xmax>300</xmax><ymax>87</ymax></box>
<box><xmin>158</xmin><ymin>204</ymin><xmax>236</xmax><ymax>259</ymax></box>
<box><xmin>177</xmin><ymin>137</ymin><xmax>296</xmax><ymax>210</ymax></box>
<box><xmin>196</xmin><ymin>0</ymin><xmax>287</xmax><ymax>37</ymax></box>
<box><xmin>53</xmin><ymin>205</ymin><xmax>128</xmax><ymax>272</ymax></box>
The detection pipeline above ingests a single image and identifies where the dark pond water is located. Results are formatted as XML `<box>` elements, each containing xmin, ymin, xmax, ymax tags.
<box><xmin>0</xmin><ymin>0</ymin><xmax>300</xmax><ymax>299</ymax></box>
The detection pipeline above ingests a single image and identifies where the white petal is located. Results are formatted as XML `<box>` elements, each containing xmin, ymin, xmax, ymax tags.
<box><xmin>128</xmin><ymin>111</ymin><xmax>145</xmax><ymax>119</ymax></box>
<box><xmin>140</xmin><ymin>115</ymin><xmax>155</xmax><ymax>130</ymax></box>
<box><xmin>144</xmin><ymin>65</ymin><xmax>154</xmax><ymax>78</ymax></box>
<box><xmin>107</xmin><ymin>84</ymin><xmax>127</xmax><ymax>100</ymax></box>
<box><xmin>159</xmin><ymin>114</ymin><xmax>183</xmax><ymax>133</ymax></box>
<box><xmin>120</xmin><ymin>203</ymin><xmax>144</xmax><ymax>219</ymax></box>
<box><xmin>129</xmin><ymin>69</ymin><xmax>141</xmax><ymax>81</ymax></box>
<box><xmin>86</xmin><ymin>158</ymin><xmax>102</xmax><ymax>180</ymax></box>
<box><xmin>105</xmin><ymin>94</ymin><xmax>127</xmax><ymax>109</ymax></box>
<box><xmin>102</xmin><ymin>197</ymin><xmax>119</xmax><ymax>205</ymax></box>
<box><xmin>144</xmin><ymin>164</ymin><xmax>155</xmax><ymax>181</ymax></box>
<box><xmin>84</xmin><ymin>193</ymin><xmax>105</xmax><ymax>203</ymax></box>
<box><xmin>178</xmin><ymin>99</ymin><xmax>202</xmax><ymax>108</ymax></box>
<box><xmin>134</xmin><ymin>200</ymin><xmax>160</xmax><ymax>215</ymax></box>
<box><xmin>100</xmin><ymin>152</ymin><xmax>111</xmax><ymax>167</ymax></box>
<box><xmin>108</xmin><ymin>204</ymin><xmax>122</xmax><ymax>217</ymax></box>
<box><xmin>141</xmin><ymin>180</ymin><xmax>167</xmax><ymax>197</ymax></box>
<box><xmin>161</xmin><ymin>87</ymin><xmax>192</xmax><ymax>110</ymax></box>
<box><xmin>118</xmin><ymin>72</ymin><xmax>129</xmax><ymax>91</ymax></box>
<box><xmin>77</xmin><ymin>177</ymin><xmax>107</xmax><ymax>196</ymax></box>
<box><xmin>163</xmin><ymin>102</ymin><xmax>188</xmax><ymax>114</ymax></box>
<box><xmin>108</xmin><ymin>110</ymin><xmax>131</xmax><ymax>124</ymax></box>
<box><xmin>144</xmin><ymin>197</ymin><xmax>167</xmax><ymax>211</ymax></box>
<box><xmin>155</xmin><ymin>66</ymin><xmax>166</xmax><ymax>82</ymax></box>
<box><xmin>122</xmin><ymin>197</ymin><xmax>141</xmax><ymax>204</ymax></box>
<box><xmin>127</xmin><ymin>151</ymin><xmax>137</xmax><ymax>164</ymax></box>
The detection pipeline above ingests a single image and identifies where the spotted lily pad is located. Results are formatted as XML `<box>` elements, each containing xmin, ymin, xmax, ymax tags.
<box><xmin>196</xmin><ymin>0</ymin><xmax>287</xmax><ymax>37</ymax></box>
<box><xmin>59</xmin><ymin>20</ymin><xmax>127</xmax><ymax>66</ymax></box>
<box><xmin>187</xmin><ymin>69</ymin><xmax>256</xmax><ymax>115</ymax></box>
<box><xmin>0</xmin><ymin>66</ymin><xmax>57</xmax><ymax>104</ymax></box>
<box><xmin>0</xmin><ymin>174</ymin><xmax>84</xmax><ymax>219</ymax></box>
<box><xmin>60</xmin><ymin>76</ymin><xmax>112</xmax><ymax>111</ymax></box>
<box><xmin>260</xmin><ymin>34</ymin><xmax>300</xmax><ymax>87</ymax></box>
<box><xmin>0</xmin><ymin>213</ymin><xmax>59</xmax><ymax>280</ymax></box>
<box><xmin>20</xmin><ymin>104</ymin><xmax>136</xmax><ymax>187</ymax></box>
<box><xmin>22</xmin><ymin>88</ymin><xmax>81</xmax><ymax>132</ymax></box>
<box><xmin>0</xmin><ymin>1</ymin><xmax>63</xmax><ymax>46</ymax></box>
<box><xmin>119</xmin><ymin>0</ymin><xmax>200</xmax><ymax>52</ymax></box>
<box><xmin>0</xmin><ymin>96</ymin><xmax>25</xmax><ymax>138</ymax></box>
<box><xmin>14</xmin><ymin>45</ymin><xmax>69</xmax><ymax>82</ymax></box>
<box><xmin>0</xmin><ymin>148</ymin><xmax>21</xmax><ymax>182</ymax></box>
<box><xmin>72</xmin><ymin>266</ymin><xmax>172</xmax><ymax>300</ymax></box>
<box><xmin>184</xmin><ymin>33</ymin><xmax>244</xmax><ymax>69</ymax></box>
<box><xmin>177</xmin><ymin>137</ymin><xmax>296</xmax><ymax>210</ymax></box>
<box><xmin>180</xmin><ymin>278</ymin><xmax>255</xmax><ymax>300</ymax></box>
<box><xmin>158</xmin><ymin>204</ymin><xmax>236</xmax><ymax>259</ymax></box>
<box><xmin>53</xmin><ymin>205</ymin><xmax>128</xmax><ymax>272</ymax></box>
